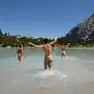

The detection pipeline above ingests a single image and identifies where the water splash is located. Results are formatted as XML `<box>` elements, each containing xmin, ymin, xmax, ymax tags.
<box><xmin>32</xmin><ymin>70</ymin><xmax>68</xmax><ymax>81</ymax></box>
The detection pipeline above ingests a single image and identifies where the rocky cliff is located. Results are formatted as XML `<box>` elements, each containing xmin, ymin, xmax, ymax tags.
<box><xmin>65</xmin><ymin>13</ymin><xmax>94</xmax><ymax>41</ymax></box>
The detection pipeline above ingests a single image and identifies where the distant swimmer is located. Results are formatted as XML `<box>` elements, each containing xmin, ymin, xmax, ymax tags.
<box><xmin>28</xmin><ymin>38</ymin><xmax>57</xmax><ymax>70</ymax></box>
<box><xmin>57</xmin><ymin>44</ymin><xmax>66</xmax><ymax>57</ymax></box>
<box><xmin>17</xmin><ymin>45</ymin><xmax>24</xmax><ymax>61</ymax></box>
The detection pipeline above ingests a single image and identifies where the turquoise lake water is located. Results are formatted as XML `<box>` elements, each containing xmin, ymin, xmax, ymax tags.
<box><xmin>0</xmin><ymin>47</ymin><xmax>94</xmax><ymax>94</ymax></box>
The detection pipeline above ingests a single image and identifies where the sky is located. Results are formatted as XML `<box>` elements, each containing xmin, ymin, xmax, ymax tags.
<box><xmin>0</xmin><ymin>0</ymin><xmax>94</xmax><ymax>38</ymax></box>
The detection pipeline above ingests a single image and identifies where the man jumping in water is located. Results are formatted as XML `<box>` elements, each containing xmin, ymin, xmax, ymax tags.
<box><xmin>28</xmin><ymin>38</ymin><xmax>57</xmax><ymax>70</ymax></box>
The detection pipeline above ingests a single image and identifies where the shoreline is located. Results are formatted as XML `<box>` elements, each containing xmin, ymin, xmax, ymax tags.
<box><xmin>0</xmin><ymin>46</ymin><xmax>94</xmax><ymax>49</ymax></box>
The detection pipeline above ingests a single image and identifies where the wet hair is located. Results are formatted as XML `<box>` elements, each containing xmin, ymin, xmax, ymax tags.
<box><xmin>44</xmin><ymin>38</ymin><xmax>48</xmax><ymax>44</ymax></box>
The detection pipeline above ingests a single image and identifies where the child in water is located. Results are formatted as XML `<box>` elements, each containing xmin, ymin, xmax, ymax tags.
<box><xmin>17</xmin><ymin>45</ymin><xmax>24</xmax><ymax>61</ymax></box>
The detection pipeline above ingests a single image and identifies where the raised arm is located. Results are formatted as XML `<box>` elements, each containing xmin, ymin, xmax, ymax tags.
<box><xmin>28</xmin><ymin>42</ymin><xmax>43</xmax><ymax>48</ymax></box>
<box><xmin>49</xmin><ymin>38</ymin><xmax>57</xmax><ymax>45</ymax></box>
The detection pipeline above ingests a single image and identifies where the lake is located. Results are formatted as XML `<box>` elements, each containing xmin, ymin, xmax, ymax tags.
<box><xmin>0</xmin><ymin>47</ymin><xmax>94</xmax><ymax>94</ymax></box>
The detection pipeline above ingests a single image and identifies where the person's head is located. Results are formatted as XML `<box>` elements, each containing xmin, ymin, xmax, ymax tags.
<box><xmin>61</xmin><ymin>44</ymin><xmax>65</xmax><ymax>47</ymax></box>
<box><xmin>44</xmin><ymin>38</ymin><xmax>48</xmax><ymax>44</ymax></box>
<box><xmin>19</xmin><ymin>45</ymin><xmax>22</xmax><ymax>48</ymax></box>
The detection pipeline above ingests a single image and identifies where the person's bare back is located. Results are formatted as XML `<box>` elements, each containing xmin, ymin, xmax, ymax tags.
<box><xmin>57</xmin><ymin>45</ymin><xmax>66</xmax><ymax>57</ymax></box>
<box><xmin>28</xmin><ymin>38</ymin><xmax>57</xmax><ymax>70</ymax></box>
<box><xmin>17</xmin><ymin>48</ymin><xmax>23</xmax><ymax>54</ymax></box>
<box><xmin>61</xmin><ymin>46</ymin><xmax>65</xmax><ymax>51</ymax></box>
<box><xmin>17</xmin><ymin>45</ymin><xmax>23</xmax><ymax>61</ymax></box>
<box><xmin>43</xmin><ymin>44</ymin><xmax>52</xmax><ymax>57</ymax></box>
<box><xmin>60</xmin><ymin>45</ymin><xmax>66</xmax><ymax>57</ymax></box>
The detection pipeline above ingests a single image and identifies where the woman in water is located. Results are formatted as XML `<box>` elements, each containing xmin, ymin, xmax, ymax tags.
<box><xmin>17</xmin><ymin>45</ymin><xmax>24</xmax><ymax>61</ymax></box>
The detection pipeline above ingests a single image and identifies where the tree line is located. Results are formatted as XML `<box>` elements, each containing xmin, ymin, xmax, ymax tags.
<box><xmin>0</xmin><ymin>29</ymin><xmax>94</xmax><ymax>47</ymax></box>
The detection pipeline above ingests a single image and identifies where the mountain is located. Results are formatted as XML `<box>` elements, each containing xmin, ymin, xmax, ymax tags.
<box><xmin>65</xmin><ymin>13</ymin><xmax>94</xmax><ymax>42</ymax></box>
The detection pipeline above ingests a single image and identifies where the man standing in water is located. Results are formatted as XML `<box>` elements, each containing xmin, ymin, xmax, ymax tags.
<box><xmin>57</xmin><ymin>44</ymin><xmax>66</xmax><ymax>57</ymax></box>
<box><xmin>28</xmin><ymin>38</ymin><xmax>57</xmax><ymax>70</ymax></box>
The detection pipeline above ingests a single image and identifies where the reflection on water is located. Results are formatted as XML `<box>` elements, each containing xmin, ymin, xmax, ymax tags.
<box><xmin>0</xmin><ymin>47</ymin><xmax>94</xmax><ymax>94</ymax></box>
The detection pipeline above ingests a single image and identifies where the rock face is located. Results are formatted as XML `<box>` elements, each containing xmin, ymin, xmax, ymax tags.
<box><xmin>65</xmin><ymin>13</ymin><xmax>94</xmax><ymax>41</ymax></box>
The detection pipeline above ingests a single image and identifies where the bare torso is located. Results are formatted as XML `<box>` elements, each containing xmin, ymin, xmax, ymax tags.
<box><xmin>43</xmin><ymin>44</ymin><xmax>52</xmax><ymax>57</ymax></box>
